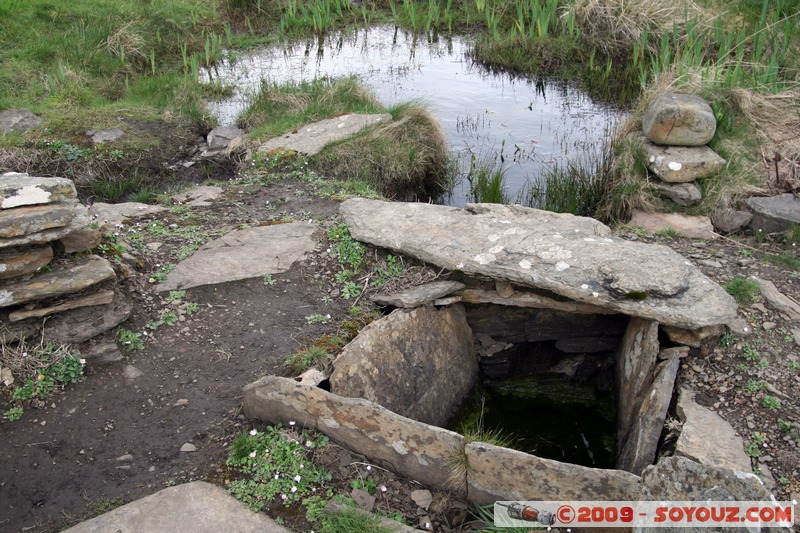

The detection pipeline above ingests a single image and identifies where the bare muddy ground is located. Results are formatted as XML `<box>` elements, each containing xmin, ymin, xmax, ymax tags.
<box><xmin>1</xmin><ymin>172</ymin><xmax>800</xmax><ymax>532</ymax></box>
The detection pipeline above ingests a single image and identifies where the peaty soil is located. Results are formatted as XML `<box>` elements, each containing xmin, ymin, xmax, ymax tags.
<box><xmin>2</xmin><ymin>170</ymin><xmax>800</xmax><ymax>532</ymax></box>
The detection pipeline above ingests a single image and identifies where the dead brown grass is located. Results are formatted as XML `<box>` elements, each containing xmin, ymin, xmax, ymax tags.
<box><xmin>103</xmin><ymin>21</ymin><xmax>147</xmax><ymax>61</ymax></box>
<box><xmin>606</xmin><ymin>64</ymin><xmax>800</xmax><ymax>223</ymax></box>
<box><xmin>724</xmin><ymin>88</ymin><xmax>800</xmax><ymax>194</ymax></box>
<box><xmin>572</xmin><ymin>0</ymin><xmax>711</xmax><ymax>56</ymax></box>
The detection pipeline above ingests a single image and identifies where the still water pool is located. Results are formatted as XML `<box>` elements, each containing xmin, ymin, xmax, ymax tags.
<box><xmin>202</xmin><ymin>26</ymin><xmax>622</xmax><ymax>206</ymax></box>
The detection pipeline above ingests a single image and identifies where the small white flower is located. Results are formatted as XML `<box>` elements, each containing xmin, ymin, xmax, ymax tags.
<box><xmin>294</xmin><ymin>475</ymin><xmax>301</xmax><ymax>482</ymax></box>
<box><xmin>79</xmin><ymin>358</ymin><xmax>86</xmax><ymax>365</ymax></box>
<box><xmin>281</xmin><ymin>494</ymin><xmax>288</xmax><ymax>500</ymax></box>
<box><xmin>291</xmin><ymin>486</ymin><xmax>297</xmax><ymax>493</ymax></box>
<box><xmin>249</xmin><ymin>451</ymin><xmax>256</xmax><ymax>458</ymax></box>
<box><xmin>366</xmin><ymin>465</ymin><xmax>372</xmax><ymax>471</ymax></box>
<box><xmin>249</xmin><ymin>429</ymin><xmax>258</xmax><ymax>436</ymax></box>
<box><xmin>289</xmin><ymin>421</ymin><xmax>296</xmax><ymax>426</ymax></box>
<box><xmin>380</xmin><ymin>485</ymin><xmax>387</xmax><ymax>493</ymax></box>
<box><xmin>275</xmin><ymin>474</ymin><xmax>280</xmax><ymax>480</ymax></box>
<box><xmin>305</xmin><ymin>440</ymin><xmax>313</xmax><ymax>447</ymax></box>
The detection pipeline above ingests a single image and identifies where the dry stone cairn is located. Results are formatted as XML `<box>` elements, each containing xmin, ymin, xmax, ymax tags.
<box><xmin>0</xmin><ymin>173</ymin><xmax>128</xmax><ymax>346</ymax></box>
<box><xmin>639</xmin><ymin>93</ymin><xmax>729</xmax><ymax>211</ymax></box>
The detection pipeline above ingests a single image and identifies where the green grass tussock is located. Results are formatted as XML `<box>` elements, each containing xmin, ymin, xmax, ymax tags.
<box><xmin>314</xmin><ymin>104</ymin><xmax>451</xmax><ymax>200</ymax></box>
<box><xmin>237</xmin><ymin>77</ymin><xmax>382</xmax><ymax>138</ymax></box>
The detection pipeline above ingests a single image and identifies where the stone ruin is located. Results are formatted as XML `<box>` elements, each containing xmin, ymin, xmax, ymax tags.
<box><xmin>0</xmin><ymin>173</ymin><xmax>130</xmax><ymax>350</ymax></box>
<box><xmin>244</xmin><ymin>198</ymin><xmax>769</xmax><ymax>507</ymax></box>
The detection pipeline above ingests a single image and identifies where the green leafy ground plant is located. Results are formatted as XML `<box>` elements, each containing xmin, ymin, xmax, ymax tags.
<box><xmin>226</xmin><ymin>425</ymin><xmax>332</xmax><ymax>512</ymax></box>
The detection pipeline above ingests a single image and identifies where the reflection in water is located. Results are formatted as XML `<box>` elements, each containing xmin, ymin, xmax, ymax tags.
<box><xmin>201</xmin><ymin>27</ymin><xmax>622</xmax><ymax>206</ymax></box>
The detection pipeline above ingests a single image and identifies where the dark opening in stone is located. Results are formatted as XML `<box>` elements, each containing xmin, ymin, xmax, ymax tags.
<box><xmin>446</xmin><ymin>314</ymin><xmax>624</xmax><ymax>469</ymax></box>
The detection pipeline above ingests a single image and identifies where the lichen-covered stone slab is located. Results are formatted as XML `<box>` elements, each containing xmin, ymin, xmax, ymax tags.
<box><xmin>340</xmin><ymin>199</ymin><xmax>737</xmax><ymax>329</ymax></box>
<box><xmin>88</xmin><ymin>201</ymin><xmax>166</xmax><ymax>231</ymax></box>
<box><xmin>243</xmin><ymin>375</ymin><xmax>466</xmax><ymax>494</ymax></box>
<box><xmin>0</xmin><ymin>109</ymin><xmax>42</xmax><ymax>134</ymax></box>
<box><xmin>0</xmin><ymin>255</ymin><xmax>115</xmax><ymax>309</ymax></box>
<box><xmin>640</xmin><ymin>455</ymin><xmax>771</xmax><ymax>502</ymax></box>
<box><xmin>330</xmin><ymin>304</ymin><xmax>476</xmax><ymax>426</ymax></box>
<box><xmin>641</xmin><ymin>138</ymin><xmax>726</xmax><ymax>183</ymax></box>
<box><xmin>0</xmin><ymin>245</ymin><xmax>53</xmax><ymax>280</ymax></box>
<box><xmin>158</xmin><ymin>222</ymin><xmax>317</xmax><ymax>291</ymax></box>
<box><xmin>0</xmin><ymin>204</ymin><xmax>90</xmax><ymax>249</ymax></box>
<box><xmin>258</xmin><ymin>113</ymin><xmax>392</xmax><ymax>156</ymax></box>
<box><xmin>0</xmin><ymin>174</ymin><xmax>76</xmax><ymax>209</ymax></box>
<box><xmin>0</xmin><ymin>201</ymin><xmax>77</xmax><ymax>238</ymax></box>
<box><xmin>466</xmin><ymin>442</ymin><xmax>641</xmax><ymax>505</ymax></box>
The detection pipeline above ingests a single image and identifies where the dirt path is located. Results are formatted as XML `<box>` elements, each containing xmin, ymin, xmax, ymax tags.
<box><xmin>2</xmin><ymin>174</ymin><xmax>800</xmax><ymax>532</ymax></box>
<box><xmin>0</xmin><ymin>179</ymin><xmax>354</xmax><ymax>532</ymax></box>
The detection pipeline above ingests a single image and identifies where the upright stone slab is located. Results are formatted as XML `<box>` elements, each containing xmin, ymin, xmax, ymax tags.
<box><xmin>201</xmin><ymin>125</ymin><xmax>243</xmax><ymax>157</ymax></box>
<box><xmin>712</xmin><ymin>209</ymin><xmax>753</xmax><ymax>234</ymax></box>
<box><xmin>330</xmin><ymin>304</ymin><xmax>476</xmax><ymax>426</ymax></box>
<box><xmin>642</xmin><ymin>93</ymin><xmax>716</xmax><ymax>146</ymax></box>
<box><xmin>340</xmin><ymin>199</ymin><xmax>737</xmax><ymax>329</ymax></box>
<box><xmin>615</xmin><ymin>318</ymin><xmax>659</xmax><ymax>455</ymax></box>
<box><xmin>617</xmin><ymin>349</ymin><xmax>680</xmax><ymax>475</ymax></box>
<box><xmin>243</xmin><ymin>376</ymin><xmax>466</xmax><ymax>494</ymax></box>
<box><xmin>466</xmin><ymin>442</ymin><xmax>641</xmax><ymax>505</ymax></box>
<box><xmin>1</xmin><ymin>174</ymin><xmax>76</xmax><ymax>209</ymax></box>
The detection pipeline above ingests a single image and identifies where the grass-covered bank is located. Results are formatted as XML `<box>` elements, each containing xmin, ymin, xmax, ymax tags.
<box><xmin>2</xmin><ymin>0</ymin><xmax>799</xmax><ymax>218</ymax></box>
<box><xmin>0</xmin><ymin>0</ymin><xmax>236</xmax><ymax>198</ymax></box>
<box><xmin>240</xmin><ymin>78</ymin><xmax>451</xmax><ymax>199</ymax></box>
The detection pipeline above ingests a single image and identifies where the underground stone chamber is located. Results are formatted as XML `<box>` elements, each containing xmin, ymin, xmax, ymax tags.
<box><xmin>244</xmin><ymin>278</ymin><xmax>695</xmax><ymax>503</ymax></box>
<box><xmin>325</xmin><ymin>276</ymin><xmax>679</xmax><ymax>475</ymax></box>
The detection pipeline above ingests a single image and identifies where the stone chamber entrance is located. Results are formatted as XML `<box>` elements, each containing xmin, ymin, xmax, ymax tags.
<box><xmin>243</xmin><ymin>198</ymin><xmax>766</xmax><ymax>506</ymax></box>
